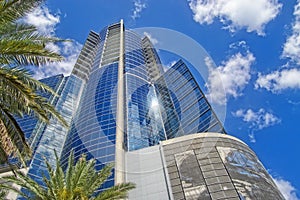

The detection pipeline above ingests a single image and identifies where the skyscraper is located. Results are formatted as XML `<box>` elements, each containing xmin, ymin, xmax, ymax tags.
<box><xmin>4</xmin><ymin>20</ymin><xmax>284</xmax><ymax>199</ymax></box>
<box><xmin>60</xmin><ymin>20</ymin><xmax>225</xmax><ymax>188</ymax></box>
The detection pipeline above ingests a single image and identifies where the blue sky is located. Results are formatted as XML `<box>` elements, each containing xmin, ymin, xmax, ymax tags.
<box><xmin>23</xmin><ymin>0</ymin><xmax>300</xmax><ymax>199</ymax></box>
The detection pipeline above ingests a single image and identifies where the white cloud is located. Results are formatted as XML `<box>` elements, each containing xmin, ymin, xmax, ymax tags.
<box><xmin>131</xmin><ymin>0</ymin><xmax>147</xmax><ymax>20</ymax></box>
<box><xmin>143</xmin><ymin>32</ymin><xmax>158</xmax><ymax>45</ymax></box>
<box><xmin>45</xmin><ymin>42</ymin><xmax>60</xmax><ymax>53</ymax></box>
<box><xmin>33</xmin><ymin>41</ymin><xmax>83</xmax><ymax>79</ymax></box>
<box><xmin>273</xmin><ymin>177</ymin><xmax>300</xmax><ymax>200</ymax></box>
<box><xmin>288</xmin><ymin>99</ymin><xmax>300</xmax><ymax>105</ymax></box>
<box><xmin>229</xmin><ymin>40</ymin><xmax>247</xmax><ymax>49</ymax></box>
<box><xmin>23</xmin><ymin>6</ymin><xmax>60</xmax><ymax>35</ymax></box>
<box><xmin>206</xmin><ymin>52</ymin><xmax>255</xmax><ymax>105</ymax></box>
<box><xmin>162</xmin><ymin>60</ymin><xmax>177</xmax><ymax>72</ymax></box>
<box><xmin>256</xmin><ymin>1</ymin><xmax>300</xmax><ymax>93</ymax></box>
<box><xmin>255</xmin><ymin>68</ymin><xmax>300</xmax><ymax>93</ymax></box>
<box><xmin>282</xmin><ymin>0</ymin><xmax>300</xmax><ymax>64</ymax></box>
<box><xmin>22</xmin><ymin>6</ymin><xmax>82</xmax><ymax>79</ymax></box>
<box><xmin>233</xmin><ymin>108</ymin><xmax>280</xmax><ymax>141</ymax></box>
<box><xmin>188</xmin><ymin>0</ymin><xmax>282</xmax><ymax>35</ymax></box>
<box><xmin>167</xmin><ymin>60</ymin><xmax>177</xmax><ymax>68</ymax></box>
<box><xmin>233</xmin><ymin>108</ymin><xmax>280</xmax><ymax>129</ymax></box>
<box><xmin>248</xmin><ymin>132</ymin><xmax>256</xmax><ymax>143</ymax></box>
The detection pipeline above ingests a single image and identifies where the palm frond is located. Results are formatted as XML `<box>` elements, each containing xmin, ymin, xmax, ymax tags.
<box><xmin>0</xmin><ymin>183</ymin><xmax>33</xmax><ymax>200</ymax></box>
<box><xmin>86</xmin><ymin>164</ymin><xmax>113</xmax><ymax>195</ymax></box>
<box><xmin>0</xmin><ymin>139</ymin><xmax>9</xmax><ymax>164</ymax></box>
<box><xmin>0</xmin><ymin>150</ymin><xmax>135</xmax><ymax>200</ymax></box>
<box><xmin>71</xmin><ymin>154</ymin><xmax>90</xmax><ymax>191</ymax></box>
<box><xmin>53</xmin><ymin>150</ymin><xmax>65</xmax><ymax>192</ymax></box>
<box><xmin>95</xmin><ymin>183</ymin><xmax>136</xmax><ymax>200</ymax></box>
<box><xmin>0</xmin><ymin>65</ymin><xmax>68</xmax><ymax>165</ymax></box>
<box><xmin>0</xmin><ymin>0</ymin><xmax>65</xmax><ymax>67</ymax></box>
<box><xmin>0</xmin><ymin>37</ymin><xmax>63</xmax><ymax>66</ymax></box>
<box><xmin>0</xmin><ymin>66</ymin><xmax>56</xmax><ymax>94</ymax></box>
<box><xmin>0</xmin><ymin>170</ymin><xmax>46</xmax><ymax>199</ymax></box>
<box><xmin>0</xmin><ymin>23</ymin><xmax>36</xmax><ymax>37</ymax></box>
<box><xmin>0</xmin><ymin>0</ymin><xmax>43</xmax><ymax>24</ymax></box>
<box><xmin>65</xmin><ymin>149</ymin><xmax>74</xmax><ymax>192</ymax></box>
<box><xmin>0</xmin><ymin>66</ymin><xmax>68</xmax><ymax>127</ymax></box>
<box><xmin>43</xmin><ymin>156</ymin><xmax>59</xmax><ymax>199</ymax></box>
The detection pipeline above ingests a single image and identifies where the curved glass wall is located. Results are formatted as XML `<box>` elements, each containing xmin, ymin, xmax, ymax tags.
<box><xmin>61</xmin><ymin>24</ymin><xmax>120</xmax><ymax>190</ymax></box>
<box><xmin>160</xmin><ymin>60</ymin><xmax>225</xmax><ymax>136</ymax></box>
<box><xmin>125</xmin><ymin>30</ymin><xmax>168</xmax><ymax>151</ymax></box>
<box><xmin>162</xmin><ymin>133</ymin><xmax>284</xmax><ymax>200</ymax></box>
<box><xmin>217</xmin><ymin>146</ymin><xmax>285</xmax><ymax>199</ymax></box>
<box><xmin>61</xmin><ymin>64</ymin><xmax>118</xmax><ymax>190</ymax></box>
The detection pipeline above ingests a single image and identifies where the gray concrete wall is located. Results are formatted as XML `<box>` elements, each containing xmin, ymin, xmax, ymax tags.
<box><xmin>126</xmin><ymin>145</ymin><xmax>170</xmax><ymax>200</ymax></box>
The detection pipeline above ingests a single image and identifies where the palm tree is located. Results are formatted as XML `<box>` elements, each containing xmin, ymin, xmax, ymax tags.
<box><xmin>0</xmin><ymin>151</ymin><xmax>135</xmax><ymax>199</ymax></box>
<box><xmin>0</xmin><ymin>0</ymin><xmax>68</xmax><ymax>165</ymax></box>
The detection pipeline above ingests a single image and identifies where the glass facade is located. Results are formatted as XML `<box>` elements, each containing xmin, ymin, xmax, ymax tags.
<box><xmin>33</xmin><ymin>75</ymin><xmax>68</xmax><ymax>154</ymax></box>
<box><xmin>125</xmin><ymin>30</ymin><xmax>166</xmax><ymax>150</ymax></box>
<box><xmin>59</xmin><ymin>21</ymin><xmax>225</xmax><ymax>191</ymax></box>
<box><xmin>217</xmin><ymin>146</ymin><xmax>284</xmax><ymax>199</ymax></box>
<box><xmin>175</xmin><ymin>150</ymin><xmax>210</xmax><ymax>199</ymax></box>
<box><xmin>160</xmin><ymin>60</ymin><xmax>225</xmax><ymax>136</ymax></box>
<box><xmin>124</xmin><ymin>31</ymin><xmax>225</xmax><ymax>151</ymax></box>
<box><xmin>161</xmin><ymin>133</ymin><xmax>284</xmax><ymax>200</ymax></box>
<box><xmin>61</xmin><ymin>23</ymin><xmax>121</xmax><ymax>190</ymax></box>
<box><xmin>125</xmin><ymin>30</ymin><xmax>151</xmax><ymax>150</ymax></box>
<box><xmin>60</xmin><ymin>64</ymin><xmax>119</xmax><ymax>190</ymax></box>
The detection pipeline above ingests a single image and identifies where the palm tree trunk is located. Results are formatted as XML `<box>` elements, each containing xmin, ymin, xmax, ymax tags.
<box><xmin>0</xmin><ymin>119</ymin><xmax>16</xmax><ymax>157</ymax></box>
<box><xmin>0</xmin><ymin>119</ymin><xmax>18</xmax><ymax>176</ymax></box>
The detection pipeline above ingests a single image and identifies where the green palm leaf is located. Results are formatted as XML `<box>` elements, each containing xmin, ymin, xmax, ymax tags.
<box><xmin>94</xmin><ymin>183</ymin><xmax>136</xmax><ymax>200</ymax></box>
<box><xmin>0</xmin><ymin>151</ymin><xmax>135</xmax><ymax>200</ymax></box>
<box><xmin>0</xmin><ymin>0</ymin><xmax>42</xmax><ymax>24</ymax></box>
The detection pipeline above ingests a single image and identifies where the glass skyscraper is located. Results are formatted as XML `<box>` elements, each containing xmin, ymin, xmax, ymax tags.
<box><xmin>59</xmin><ymin>20</ymin><xmax>225</xmax><ymax>188</ymax></box>
<box><xmin>3</xmin><ymin>20</ymin><xmax>284</xmax><ymax>200</ymax></box>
